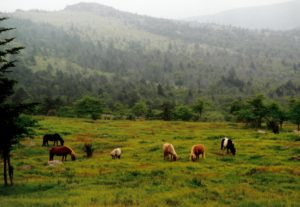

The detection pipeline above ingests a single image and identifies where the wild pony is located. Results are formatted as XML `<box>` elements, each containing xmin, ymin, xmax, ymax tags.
<box><xmin>163</xmin><ymin>143</ymin><xmax>178</xmax><ymax>161</ymax></box>
<box><xmin>190</xmin><ymin>144</ymin><xmax>205</xmax><ymax>161</ymax></box>
<box><xmin>221</xmin><ymin>137</ymin><xmax>236</xmax><ymax>156</ymax></box>
<box><xmin>111</xmin><ymin>148</ymin><xmax>122</xmax><ymax>159</ymax></box>
<box><xmin>49</xmin><ymin>146</ymin><xmax>76</xmax><ymax>161</ymax></box>
<box><xmin>43</xmin><ymin>133</ymin><xmax>64</xmax><ymax>146</ymax></box>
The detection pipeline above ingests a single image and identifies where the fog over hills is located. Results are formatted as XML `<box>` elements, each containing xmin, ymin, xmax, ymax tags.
<box><xmin>188</xmin><ymin>0</ymin><xmax>300</xmax><ymax>30</ymax></box>
<box><xmin>1</xmin><ymin>2</ymin><xmax>300</xmax><ymax>114</ymax></box>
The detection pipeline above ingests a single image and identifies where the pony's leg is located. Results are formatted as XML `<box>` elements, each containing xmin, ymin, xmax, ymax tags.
<box><xmin>163</xmin><ymin>152</ymin><xmax>167</xmax><ymax>160</ymax></box>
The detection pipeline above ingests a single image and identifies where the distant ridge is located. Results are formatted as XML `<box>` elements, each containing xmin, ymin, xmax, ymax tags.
<box><xmin>188</xmin><ymin>0</ymin><xmax>300</xmax><ymax>30</ymax></box>
<box><xmin>64</xmin><ymin>2</ymin><xmax>132</xmax><ymax>18</ymax></box>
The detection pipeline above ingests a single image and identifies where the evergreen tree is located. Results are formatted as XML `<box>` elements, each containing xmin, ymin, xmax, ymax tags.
<box><xmin>192</xmin><ymin>98</ymin><xmax>204</xmax><ymax>120</ymax></box>
<box><xmin>161</xmin><ymin>101</ymin><xmax>175</xmax><ymax>121</ymax></box>
<box><xmin>0</xmin><ymin>17</ymin><xmax>36</xmax><ymax>186</ymax></box>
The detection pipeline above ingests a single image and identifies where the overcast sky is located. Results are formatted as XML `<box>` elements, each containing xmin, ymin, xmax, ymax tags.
<box><xmin>0</xmin><ymin>0</ymin><xmax>292</xmax><ymax>19</ymax></box>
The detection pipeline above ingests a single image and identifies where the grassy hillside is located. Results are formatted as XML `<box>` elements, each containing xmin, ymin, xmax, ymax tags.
<box><xmin>2</xmin><ymin>3</ymin><xmax>300</xmax><ymax>108</ymax></box>
<box><xmin>1</xmin><ymin>117</ymin><xmax>299</xmax><ymax>206</ymax></box>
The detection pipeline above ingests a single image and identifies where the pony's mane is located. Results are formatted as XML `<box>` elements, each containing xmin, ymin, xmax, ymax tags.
<box><xmin>190</xmin><ymin>145</ymin><xmax>196</xmax><ymax>154</ymax></box>
<box><xmin>169</xmin><ymin>144</ymin><xmax>177</xmax><ymax>156</ymax></box>
<box><xmin>190</xmin><ymin>145</ymin><xmax>196</xmax><ymax>160</ymax></box>
<box><xmin>65</xmin><ymin>146</ymin><xmax>76</xmax><ymax>154</ymax></box>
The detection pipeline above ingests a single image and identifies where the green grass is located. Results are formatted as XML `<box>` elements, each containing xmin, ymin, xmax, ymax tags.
<box><xmin>1</xmin><ymin>116</ymin><xmax>300</xmax><ymax>207</ymax></box>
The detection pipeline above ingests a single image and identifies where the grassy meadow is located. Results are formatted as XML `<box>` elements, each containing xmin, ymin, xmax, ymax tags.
<box><xmin>1</xmin><ymin>116</ymin><xmax>300</xmax><ymax>207</ymax></box>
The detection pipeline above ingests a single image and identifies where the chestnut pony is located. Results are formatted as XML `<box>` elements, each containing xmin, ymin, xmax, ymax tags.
<box><xmin>49</xmin><ymin>146</ymin><xmax>76</xmax><ymax>161</ymax></box>
<box><xmin>190</xmin><ymin>144</ymin><xmax>205</xmax><ymax>161</ymax></box>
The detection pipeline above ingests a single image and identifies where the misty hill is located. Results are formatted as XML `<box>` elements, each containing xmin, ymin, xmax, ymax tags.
<box><xmin>188</xmin><ymin>0</ymin><xmax>300</xmax><ymax>30</ymax></box>
<box><xmin>2</xmin><ymin>2</ymin><xmax>300</xmax><ymax>115</ymax></box>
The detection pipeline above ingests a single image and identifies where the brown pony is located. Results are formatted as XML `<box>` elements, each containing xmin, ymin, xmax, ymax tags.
<box><xmin>190</xmin><ymin>144</ymin><xmax>205</xmax><ymax>161</ymax></box>
<box><xmin>163</xmin><ymin>143</ymin><xmax>177</xmax><ymax>161</ymax></box>
<box><xmin>49</xmin><ymin>146</ymin><xmax>76</xmax><ymax>161</ymax></box>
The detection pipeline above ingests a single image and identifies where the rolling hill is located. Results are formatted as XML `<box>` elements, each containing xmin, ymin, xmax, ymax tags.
<box><xmin>188</xmin><ymin>0</ymin><xmax>300</xmax><ymax>30</ymax></box>
<box><xmin>1</xmin><ymin>2</ymin><xmax>300</xmax><ymax>115</ymax></box>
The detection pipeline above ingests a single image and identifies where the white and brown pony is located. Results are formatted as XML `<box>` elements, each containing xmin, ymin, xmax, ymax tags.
<box><xmin>49</xmin><ymin>146</ymin><xmax>76</xmax><ymax>161</ymax></box>
<box><xmin>163</xmin><ymin>143</ymin><xmax>178</xmax><ymax>161</ymax></box>
<box><xmin>190</xmin><ymin>144</ymin><xmax>205</xmax><ymax>161</ymax></box>
<box><xmin>221</xmin><ymin>137</ymin><xmax>236</xmax><ymax>156</ymax></box>
<box><xmin>111</xmin><ymin>148</ymin><xmax>122</xmax><ymax>159</ymax></box>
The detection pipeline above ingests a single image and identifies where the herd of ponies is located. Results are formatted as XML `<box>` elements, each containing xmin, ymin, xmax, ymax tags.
<box><xmin>43</xmin><ymin>133</ymin><xmax>236</xmax><ymax>162</ymax></box>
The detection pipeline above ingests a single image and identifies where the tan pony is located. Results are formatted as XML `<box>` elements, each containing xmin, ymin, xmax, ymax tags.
<box><xmin>49</xmin><ymin>146</ymin><xmax>76</xmax><ymax>161</ymax></box>
<box><xmin>190</xmin><ymin>144</ymin><xmax>205</xmax><ymax>161</ymax></box>
<box><xmin>163</xmin><ymin>143</ymin><xmax>178</xmax><ymax>161</ymax></box>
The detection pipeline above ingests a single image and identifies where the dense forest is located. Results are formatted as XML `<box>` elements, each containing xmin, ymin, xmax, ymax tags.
<box><xmin>2</xmin><ymin>3</ymin><xmax>300</xmax><ymax>120</ymax></box>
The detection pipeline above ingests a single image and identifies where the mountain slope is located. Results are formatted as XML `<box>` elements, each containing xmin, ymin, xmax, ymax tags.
<box><xmin>188</xmin><ymin>0</ymin><xmax>300</xmax><ymax>30</ymax></box>
<box><xmin>1</xmin><ymin>2</ymin><xmax>300</xmax><ymax>114</ymax></box>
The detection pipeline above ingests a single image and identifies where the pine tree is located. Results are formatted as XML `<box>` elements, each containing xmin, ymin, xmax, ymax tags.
<box><xmin>0</xmin><ymin>17</ymin><xmax>36</xmax><ymax>186</ymax></box>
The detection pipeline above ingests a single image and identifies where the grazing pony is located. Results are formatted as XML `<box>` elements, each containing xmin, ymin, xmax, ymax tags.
<box><xmin>43</xmin><ymin>133</ymin><xmax>64</xmax><ymax>146</ymax></box>
<box><xmin>163</xmin><ymin>143</ymin><xmax>178</xmax><ymax>161</ymax></box>
<box><xmin>221</xmin><ymin>137</ymin><xmax>236</xmax><ymax>156</ymax></box>
<box><xmin>49</xmin><ymin>146</ymin><xmax>76</xmax><ymax>161</ymax></box>
<box><xmin>111</xmin><ymin>148</ymin><xmax>122</xmax><ymax>159</ymax></box>
<box><xmin>190</xmin><ymin>144</ymin><xmax>205</xmax><ymax>161</ymax></box>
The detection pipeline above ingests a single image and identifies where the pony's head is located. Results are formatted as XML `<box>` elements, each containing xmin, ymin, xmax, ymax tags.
<box><xmin>173</xmin><ymin>154</ymin><xmax>177</xmax><ymax>161</ymax></box>
<box><xmin>191</xmin><ymin>154</ymin><xmax>196</xmax><ymax>161</ymax></box>
<box><xmin>231</xmin><ymin>144</ymin><xmax>236</xmax><ymax>156</ymax></box>
<box><xmin>71</xmin><ymin>152</ymin><xmax>76</xmax><ymax>161</ymax></box>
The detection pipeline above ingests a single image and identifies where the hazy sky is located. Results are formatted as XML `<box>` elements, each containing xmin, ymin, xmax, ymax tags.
<box><xmin>0</xmin><ymin>0</ymin><xmax>292</xmax><ymax>18</ymax></box>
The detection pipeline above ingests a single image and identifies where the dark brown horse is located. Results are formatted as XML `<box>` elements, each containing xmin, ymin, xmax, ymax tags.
<box><xmin>49</xmin><ymin>146</ymin><xmax>76</xmax><ymax>161</ymax></box>
<box><xmin>43</xmin><ymin>133</ymin><xmax>64</xmax><ymax>146</ymax></box>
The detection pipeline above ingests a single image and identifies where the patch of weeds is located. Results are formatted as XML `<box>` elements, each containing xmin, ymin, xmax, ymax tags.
<box><xmin>190</xmin><ymin>177</ymin><xmax>205</xmax><ymax>187</ymax></box>
<box><xmin>113</xmin><ymin>194</ymin><xmax>137</xmax><ymax>207</ymax></box>
<box><xmin>186</xmin><ymin>166</ymin><xmax>196</xmax><ymax>171</ymax></box>
<box><xmin>271</xmin><ymin>145</ymin><xmax>286</xmax><ymax>151</ymax></box>
<box><xmin>130</xmin><ymin>171</ymin><xmax>141</xmax><ymax>177</ymax></box>
<box><xmin>249</xmin><ymin>155</ymin><xmax>264</xmax><ymax>160</ymax></box>
<box><xmin>150</xmin><ymin>170</ymin><xmax>164</xmax><ymax>177</ymax></box>
<box><xmin>237</xmin><ymin>201</ymin><xmax>262</xmax><ymax>207</ymax></box>
<box><xmin>63</xmin><ymin>167</ymin><xmax>75</xmax><ymax>182</ymax></box>
<box><xmin>207</xmin><ymin>135</ymin><xmax>226</xmax><ymax>140</ymax></box>
<box><xmin>207</xmin><ymin>190</ymin><xmax>221</xmax><ymax>201</ymax></box>
<box><xmin>245</xmin><ymin>168</ymin><xmax>260</xmax><ymax>176</ymax></box>
<box><xmin>97</xmin><ymin>133</ymin><xmax>113</xmax><ymax>138</ymax></box>
<box><xmin>173</xmin><ymin>136</ymin><xmax>195</xmax><ymax>140</ymax></box>
<box><xmin>220</xmin><ymin>156</ymin><xmax>235</xmax><ymax>162</ymax></box>
<box><xmin>61</xmin><ymin>131</ymin><xmax>71</xmax><ymax>136</ymax></box>
<box><xmin>287</xmin><ymin>134</ymin><xmax>300</xmax><ymax>141</ymax></box>
<box><xmin>165</xmin><ymin>198</ymin><xmax>180</xmax><ymax>207</ymax></box>
<box><xmin>90</xmin><ymin>197</ymin><xmax>99</xmax><ymax>205</ymax></box>
<box><xmin>148</xmin><ymin>145</ymin><xmax>160</xmax><ymax>152</ymax></box>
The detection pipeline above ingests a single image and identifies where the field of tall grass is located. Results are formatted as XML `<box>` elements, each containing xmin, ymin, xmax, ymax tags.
<box><xmin>1</xmin><ymin>116</ymin><xmax>300</xmax><ymax>207</ymax></box>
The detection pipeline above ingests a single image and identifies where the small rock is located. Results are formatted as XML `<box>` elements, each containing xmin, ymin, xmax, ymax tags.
<box><xmin>48</xmin><ymin>160</ymin><xmax>63</xmax><ymax>167</ymax></box>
